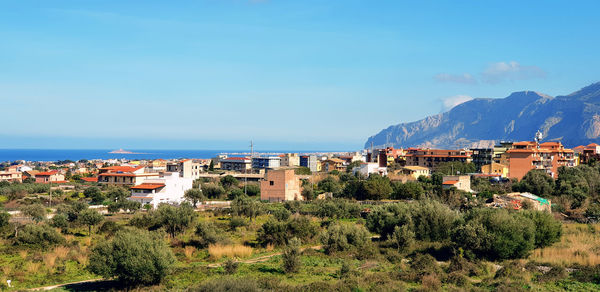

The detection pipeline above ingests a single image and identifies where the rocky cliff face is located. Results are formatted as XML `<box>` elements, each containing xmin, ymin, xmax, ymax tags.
<box><xmin>365</xmin><ymin>82</ymin><xmax>600</xmax><ymax>149</ymax></box>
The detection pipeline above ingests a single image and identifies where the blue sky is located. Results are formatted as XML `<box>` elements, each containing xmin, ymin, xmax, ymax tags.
<box><xmin>1</xmin><ymin>0</ymin><xmax>599</xmax><ymax>151</ymax></box>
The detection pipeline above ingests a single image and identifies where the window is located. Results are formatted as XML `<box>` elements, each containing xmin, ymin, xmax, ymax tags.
<box><xmin>269</xmin><ymin>181</ymin><xmax>274</xmax><ymax>186</ymax></box>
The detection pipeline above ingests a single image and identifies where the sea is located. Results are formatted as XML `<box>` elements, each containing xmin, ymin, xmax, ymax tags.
<box><xmin>0</xmin><ymin>149</ymin><xmax>333</xmax><ymax>162</ymax></box>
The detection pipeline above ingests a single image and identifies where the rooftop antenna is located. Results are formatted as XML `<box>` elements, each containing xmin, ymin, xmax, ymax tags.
<box><xmin>535</xmin><ymin>130</ymin><xmax>543</xmax><ymax>149</ymax></box>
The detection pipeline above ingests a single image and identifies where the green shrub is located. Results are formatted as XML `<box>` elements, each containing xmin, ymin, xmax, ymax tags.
<box><xmin>391</xmin><ymin>224</ymin><xmax>415</xmax><ymax>253</ymax></box>
<box><xmin>15</xmin><ymin>224</ymin><xmax>65</xmax><ymax>248</ymax></box>
<box><xmin>282</xmin><ymin>237</ymin><xmax>301</xmax><ymax>274</ymax></box>
<box><xmin>519</xmin><ymin>210</ymin><xmax>562</xmax><ymax>248</ymax></box>
<box><xmin>88</xmin><ymin>228</ymin><xmax>175</xmax><ymax>285</ymax></box>
<box><xmin>452</xmin><ymin>209</ymin><xmax>535</xmax><ymax>260</ymax></box>
<box><xmin>320</xmin><ymin>222</ymin><xmax>370</xmax><ymax>254</ymax></box>
<box><xmin>195</xmin><ymin>221</ymin><xmax>223</xmax><ymax>248</ymax></box>
<box><xmin>223</xmin><ymin>259</ymin><xmax>239</xmax><ymax>274</ymax></box>
<box><xmin>272</xmin><ymin>207</ymin><xmax>291</xmax><ymax>221</ymax></box>
<box><xmin>229</xmin><ymin>216</ymin><xmax>247</xmax><ymax>230</ymax></box>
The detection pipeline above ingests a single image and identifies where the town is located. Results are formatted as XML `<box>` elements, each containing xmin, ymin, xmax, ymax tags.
<box><xmin>0</xmin><ymin>135</ymin><xmax>599</xmax><ymax>290</ymax></box>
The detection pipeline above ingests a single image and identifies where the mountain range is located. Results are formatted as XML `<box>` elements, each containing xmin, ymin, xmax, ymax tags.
<box><xmin>365</xmin><ymin>82</ymin><xmax>600</xmax><ymax>149</ymax></box>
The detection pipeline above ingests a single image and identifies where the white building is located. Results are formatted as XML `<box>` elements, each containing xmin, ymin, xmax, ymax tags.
<box><xmin>353</xmin><ymin>163</ymin><xmax>387</xmax><ymax>177</ymax></box>
<box><xmin>128</xmin><ymin>172</ymin><xmax>193</xmax><ymax>209</ymax></box>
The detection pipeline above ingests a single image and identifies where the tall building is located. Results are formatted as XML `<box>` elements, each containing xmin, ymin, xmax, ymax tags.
<box><xmin>220</xmin><ymin>157</ymin><xmax>252</xmax><ymax>171</ymax></box>
<box><xmin>280</xmin><ymin>153</ymin><xmax>300</xmax><ymax>167</ymax></box>
<box><xmin>506</xmin><ymin>141</ymin><xmax>575</xmax><ymax>179</ymax></box>
<box><xmin>404</xmin><ymin>148</ymin><xmax>472</xmax><ymax>169</ymax></box>
<box><xmin>252</xmin><ymin>156</ymin><xmax>281</xmax><ymax>169</ymax></box>
<box><xmin>470</xmin><ymin>148</ymin><xmax>493</xmax><ymax>170</ymax></box>
<box><xmin>299</xmin><ymin>155</ymin><xmax>319</xmax><ymax>172</ymax></box>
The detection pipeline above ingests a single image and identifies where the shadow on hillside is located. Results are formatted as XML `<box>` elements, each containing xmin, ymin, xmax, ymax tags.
<box><xmin>60</xmin><ymin>280</ymin><xmax>124</xmax><ymax>291</ymax></box>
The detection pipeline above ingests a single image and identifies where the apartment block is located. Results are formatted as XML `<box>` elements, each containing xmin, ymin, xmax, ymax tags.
<box><xmin>506</xmin><ymin>141</ymin><xmax>575</xmax><ymax>179</ymax></box>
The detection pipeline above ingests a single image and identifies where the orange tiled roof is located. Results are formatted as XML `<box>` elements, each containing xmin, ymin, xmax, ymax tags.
<box><xmin>100</xmin><ymin>166</ymin><xmax>143</xmax><ymax>172</ymax></box>
<box><xmin>443</xmin><ymin>180</ymin><xmax>459</xmax><ymax>185</ymax></box>
<box><xmin>80</xmin><ymin>177</ymin><xmax>98</xmax><ymax>182</ymax></box>
<box><xmin>36</xmin><ymin>170</ymin><xmax>59</xmax><ymax>176</ymax></box>
<box><xmin>131</xmin><ymin>183</ymin><xmax>165</xmax><ymax>190</ymax></box>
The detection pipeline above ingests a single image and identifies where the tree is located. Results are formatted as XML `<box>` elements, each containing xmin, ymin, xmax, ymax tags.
<box><xmin>318</xmin><ymin>176</ymin><xmax>342</xmax><ymax>195</ymax></box>
<box><xmin>220</xmin><ymin>175</ymin><xmax>238</xmax><ymax>189</ymax></box>
<box><xmin>362</xmin><ymin>175</ymin><xmax>393</xmax><ymax>200</ymax></box>
<box><xmin>202</xmin><ymin>183</ymin><xmax>226</xmax><ymax>199</ymax></box>
<box><xmin>208</xmin><ymin>160</ymin><xmax>214</xmax><ymax>171</ymax></box>
<box><xmin>434</xmin><ymin>162</ymin><xmax>476</xmax><ymax>176</ymax></box>
<box><xmin>302</xmin><ymin>187</ymin><xmax>315</xmax><ymax>201</ymax></box>
<box><xmin>21</xmin><ymin>203</ymin><xmax>46</xmax><ymax>222</ymax></box>
<box><xmin>513</xmin><ymin>170</ymin><xmax>555</xmax><ymax>197</ymax></box>
<box><xmin>88</xmin><ymin>228</ymin><xmax>175</xmax><ymax>285</ymax></box>
<box><xmin>195</xmin><ymin>221</ymin><xmax>222</xmax><ymax>247</ymax></box>
<box><xmin>15</xmin><ymin>224</ymin><xmax>65</xmax><ymax>248</ymax></box>
<box><xmin>184</xmin><ymin>188</ymin><xmax>205</xmax><ymax>208</ymax></box>
<box><xmin>231</xmin><ymin>195</ymin><xmax>262</xmax><ymax>221</ymax></box>
<box><xmin>50</xmin><ymin>213</ymin><xmax>69</xmax><ymax>233</ymax></box>
<box><xmin>452</xmin><ymin>208</ymin><xmax>535</xmax><ymax>260</ymax></box>
<box><xmin>245</xmin><ymin>184</ymin><xmax>260</xmax><ymax>197</ymax></box>
<box><xmin>79</xmin><ymin>209</ymin><xmax>104</xmax><ymax>236</ymax></box>
<box><xmin>156</xmin><ymin>203</ymin><xmax>197</xmax><ymax>238</ymax></box>
<box><xmin>520</xmin><ymin>210</ymin><xmax>562</xmax><ymax>248</ymax></box>
<box><xmin>320</xmin><ymin>222</ymin><xmax>370</xmax><ymax>254</ymax></box>
<box><xmin>282</xmin><ymin>237</ymin><xmax>301</xmax><ymax>273</ymax></box>
<box><xmin>84</xmin><ymin>187</ymin><xmax>105</xmax><ymax>204</ymax></box>
<box><xmin>366</xmin><ymin>203</ymin><xmax>413</xmax><ymax>239</ymax></box>
<box><xmin>411</xmin><ymin>200</ymin><xmax>459</xmax><ymax>241</ymax></box>
<box><xmin>346</xmin><ymin>161</ymin><xmax>363</xmax><ymax>173</ymax></box>
<box><xmin>393</xmin><ymin>181</ymin><xmax>425</xmax><ymax>200</ymax></box>
<box><xmin>391</xmin><ymin>225</ymin><xmax>415</xmax><ymax>252</ymax></box>
<box><xmin>107</xmin><ymin>186</ymin><xmax>130</xmax><ymax>201</ymax></box>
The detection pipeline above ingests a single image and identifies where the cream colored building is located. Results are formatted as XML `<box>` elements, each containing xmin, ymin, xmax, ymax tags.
<box><xmin>280</xmin><ymin>153</ymin><xmax>300</xmax><ymax>167</ymax></box>
<box><xmin>481</xmin><ymin>162</ymin><xmax>508</xmax><ymax>177</ymax></box>
<box><xmin>442</xmin><ymin>175</ymin><xmax>472</xmax><ymax>192</ymax></box>
<box><xmin>401</xmin><ymin>166</ymin><xmax>431</xmax><ymax>180</ymax></box>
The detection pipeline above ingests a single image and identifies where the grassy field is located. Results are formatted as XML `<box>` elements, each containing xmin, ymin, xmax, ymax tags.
<box><xmin>530</xmin><ymin>223</ymin><xmax>600</xmax><ymax>266</ymax></box>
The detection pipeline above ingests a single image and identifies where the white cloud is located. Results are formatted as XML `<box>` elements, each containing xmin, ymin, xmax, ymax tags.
<box><xmin>434</xmin><ymin>73</ymin><xmax>477</xmax><ymax>85</ymax></box>
<box><xmin>441</xmin><ymin>95</ymin><xmax>473</xmax><ymax>111</ymax></box>
<box><xmin>481</xmin><ymin>61</ymin><xmax>546</xmax><ymax>84</ymax></box>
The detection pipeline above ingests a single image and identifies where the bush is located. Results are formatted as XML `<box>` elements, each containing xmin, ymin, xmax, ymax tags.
<box><xmin>366</xmin><ymin>202</ymin><xmax>413</xmax><ymax>239</ymax></box>
<box><xmin>272</xmin><ymin>207</ymin><xmax>291</xmax><ymax>221</ymax></box>
<box><xmin>84</xmin><ymin>187</ymin><xmax>105</xmax><ymax>204</ymax></box>
<box><xmin>408</xmin><ymin>253</ymin><xmax>442</xmax><ymax>281</ymax></box>
<box><xmin>519</xmin><ymin>210</ymin><xmax>562</xmax><ymax>248</ymax></box>
<box><xmin>88</xmin><ymin>228</ymin><xmax>175</xmax><ymax>285</ymax></box>
<box><xmin>282</xmin><ymin>237</ymin><xmax>301</xmax><ymax>274</ymax></box>
<box><xmin>195</xmin><ymin>221</ymin><xmax>222</xmax><ymax>248</ymax></box>
<box><xmin>229</xmin><ymin>216</ymin><xmax>247</xmax><ymax>230</ymax></box>
<box><xmin>202</xmin><ymin>183</ymin><xmax>226</xmax><ymax>199</ymax></box>
<box><xmin>223</xmin><ymin>259</ymin><xmax>239</xmax><ymax>274</ymax></box>
<box><xmin>231</xmin><ymin>195</ymin><xmax>263</xmax><ymax>221</ymax></box>
<box><xmin>452</xmin><ymin>209</ymin><xmax>535</xmax><ymax>260</ymax></box>
<box><xmin>257</xmin><ymin>219</ymin><xmax>288</xmax><ymax>247</ymax></box>
<box><xmin>20</xmin><ymin>203</ymin><xmax>46</xmax><ymax>222</ymax></box>
<box><xmin>391</xmin><ymin>225</ymin><xmax>415</xmax><ymax>253</ymax></box>
<box><xmin>315</xmin><ymin>199</ymin><xmax>361</xmax><ymax>219</ymax></box>
<box><xmin>50</xmin><ymin>213</ymin><xmax>69</xmax><ymax>232</ymax></box>
<box><xmin>320</xmin><ymin>222</ymin><xmax>370</xmax><ymax>254</ymax></box>
<box><xmin>15</xmin><ymin>224</ymin><xmax>65</xmax><ymax>248</ymax></box>
<box><xmin>78</xmin><ymin>208</ymin><xmax>104</xmax><ymax>235</ymax></box>
<box><xmin>411</xmin><ymin>200</ymin><xmax>459</xmax><ymax>241</ymax></box>
<box><xmin>98</xmin><ymin>220</ymin><xmax>121</xmax><ymax>235</ymax></box>
<box><xmin>155</xmin><ymin>203</ymin><xmax>197</xmax><ymax>238</ymax></box>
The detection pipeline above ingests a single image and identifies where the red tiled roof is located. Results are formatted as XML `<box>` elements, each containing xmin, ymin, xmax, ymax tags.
<box><xmin>442</xmin><ymin>180</ymin><xmax>459</xmax><ymax>185</ymax></box>
<box><xmin>131</xmin><ymin>183</ymin><xmax>165</xmax><ymax>190</ymax></box>
<box><xmin>588</xmin><ymin>143</ymin><xmax>600</xmax><ymax>147</ymax></box>
<box><xmin>36</xmin><ymin>171</ymin><xmax>59</xmax><ymax>176</ymax></box>
<box><xmin>100</xmin><ymin>166</ymin><xmax>143</xmax><ymax>172</ymax></box>
<box><xmin>80</xmin><ymin>177</ymin><xmax>98</xmax><ymax>182</ymax></box>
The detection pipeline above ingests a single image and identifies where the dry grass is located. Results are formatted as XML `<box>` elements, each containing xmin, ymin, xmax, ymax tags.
<box><xmin>266</xmin><ymin>243</ymin><xmax>275</xmax><ymax>252</ymax></box>
<box><xmin>183</xmin><ymin>246</ymin><xmax>196</xmax><ymax>259</ymax></box>
<box><xmin>75</xmin><ymin>254</ymin><xmax>88</xmax><ymax>266</ymax></box>
<box><xmin>43</xmin><ymin>254</ymin><xmax>57</xmax><ymax>268</ymax></box>
<box><xmin>208</xmin><ymin>244</ymin><xmax>253</xmax><ymax>259</ymax></box>
<box><xmin>82</xmin><ymin>237</ymin><xmax>92</xmax><ymax>247</ymax></box>
<box><xmin>53</xmin><ymin>246</ymin><xmax>70</xmax><ymax>260</ymax></box>
<box><xmin>530</xmin><ymin>223</ymin><xmax>600</xmax><ymax>266</ymax></box>
<box><xmin>2</xmin><ymin>265</ymin><xmax>12</xmax><ymax>275</ymax></box>
<box><xmin>18</xmin><ymin>250</ymin><xmax>28</xmax><ymax>260</ymax></box>
<box><xmin>26</xmin><ymin>262</ymin><xmax>42</xmax><ymax>273</ymax></box>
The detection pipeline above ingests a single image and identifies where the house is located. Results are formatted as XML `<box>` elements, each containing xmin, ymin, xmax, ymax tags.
<box><xmin>35</xmin><ymin>171</ymin><xmax>66</xmax><ymax>184</ymax></box>
<box><xmin>220</xmin><ymin>157</ymin><xmax>252</xmax><ymax>171</ymax></box>
<box><xmin>22</xmin><ymin>170</ymin><xmax>40</xmax><ymax>180</ymax></box>
<box><xmin>166</xmin><ymin>159</ymin><xmax>203</xmax><ymax>179</ymax></box>
<box><xmin>299</xmin><ymin>155</ymin><xmax>320</xmax><ymax>172</ymax></box>
<box><xmin>442</xmin><ymin>175</ymin><xmax>472</xmax><ymax>192</ymax></box>
<box><xmin>506</xmin><ymin>141</ymin><xmax>575</xmax><ymax>179</ymax></box>
<box><xmin>97</xmin><ymin>166</ymin><xmax>159</xmax><ymax>186</ymax></box>
<box><xmin>354</xmin><ymin>163</ymin><xmax>387</xmax><ymax>177</ymax></box>
<box><xmin>252</xmin><ymin>157</ymin><xmax>281</xmax><ymax>169</ymax></box>
<box><xmin>0</xmin><ymin>171</ymin><xmax>22</xmax><ymax>182</ymax></box>
<box><xmin>260</xmin><ymin>169</ymin><xmax>302</xmax><ymax>202</ymax></box>
<box><xmin>128</xmin><ymin>172</ymin><xmax>193</xmax><ymax>209</ymax></box>
<box><xmin>321</xmin><ymin>158</ymin><xmax>345</xmax><ymax>172</ymax></box>
<box><xmin>481</xmin><ymin>162</ymin><xmax>509</xmax><ymax>177</ymax></box>
<box><xmin>489</xmin><ymin>192</ymin><xmax>551</xmax><ymax>212</ymax></box>
<box><xmin>400</xmin><ymin>166</ymin><xmax>431</xmax><ymax>180</ymax></box>
<box><xmin>8</xmin><ymin>165</ymin><xmax>32</xmax><ymax>172</ymax></box>
<box><xmin>280</xmin><ymin>153</ymin><xmax>300</xmax><ymax>167</ymax></box>
<box><xmin>404</xmin><ymin>148</ymin><xmax>472</xmax><ymax>168</ymax></box>
<box><xmin>576</xmin><ymin>143</ymin><xmax>600</xmax><ymax>165</ymax></box>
